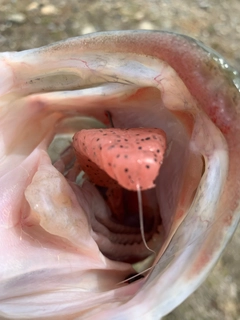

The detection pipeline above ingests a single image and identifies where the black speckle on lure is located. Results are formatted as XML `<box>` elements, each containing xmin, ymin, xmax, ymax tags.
<box><xmin>72</xmin><ymin>127</ymin><xmax>167</xmax><ymax>191</ymax></box>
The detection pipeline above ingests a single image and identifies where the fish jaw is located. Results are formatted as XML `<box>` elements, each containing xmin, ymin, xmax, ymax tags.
<box><xmin>0</xmin><ymin>30</ymin><xmax>239</xmax><ymax>319</ymax></box>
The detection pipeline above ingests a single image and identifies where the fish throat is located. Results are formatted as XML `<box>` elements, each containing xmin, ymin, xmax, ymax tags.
<box><xmin>54</xmin><ymin>121</ymin><xmax>167</xmax><ymax>264</ymax></box>
<box><xmin>47</xmin><ymin>83</ymin><xmax>205</xmax><ymax>279</ymax></box>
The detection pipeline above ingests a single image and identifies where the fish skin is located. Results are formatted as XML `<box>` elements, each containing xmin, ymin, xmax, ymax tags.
<box><xmin>0</xmin><ymin>31</ymin><xmax>239</xmax><ymax>319</ymax></box>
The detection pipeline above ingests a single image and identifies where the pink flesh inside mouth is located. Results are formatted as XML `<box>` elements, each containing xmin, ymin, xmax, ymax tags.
<box><xmin>47</xmin><ymin>94</ymin><xmax>204</xmax><ymax>269</ymax></box>
<box><xmin>72</xmin><ymin>126</ymin><xmax>167</xmax><ymax>263</ymax></box>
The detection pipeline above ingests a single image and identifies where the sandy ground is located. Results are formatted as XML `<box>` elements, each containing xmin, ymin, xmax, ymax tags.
<box><xmin>0</xmin><ymin>0</ymin><xmax>239</xmax><ymax>319</ymax></box>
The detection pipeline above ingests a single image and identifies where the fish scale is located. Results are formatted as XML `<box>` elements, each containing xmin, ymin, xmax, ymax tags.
<box><xmin>73</xmin><ymin>127</ymin><xmax>167</xmax><ymax>191</ymax></box>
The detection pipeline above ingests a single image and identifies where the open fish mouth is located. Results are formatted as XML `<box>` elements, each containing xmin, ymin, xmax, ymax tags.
<box><xmin>0</xmin><ymin>30</ymin><xmax>240</xmax><ymax>319</ymax></box>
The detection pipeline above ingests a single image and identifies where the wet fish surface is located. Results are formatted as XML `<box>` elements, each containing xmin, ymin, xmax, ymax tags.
<box><xmin>0</xmin><ymin>30</ymin><xmax>240</xmax><ymax>319</ymax></box>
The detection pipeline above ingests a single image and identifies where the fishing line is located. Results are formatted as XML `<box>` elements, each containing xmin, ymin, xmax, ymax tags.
<box><xmin>116</xmin><ymin>184</ymin><xmax>157</xmax><ymax>286</ymax></box>
<box><xmin>136</xmin><ymin>184</ymin><xmax>156</xmax><ymax>255</ymax></box>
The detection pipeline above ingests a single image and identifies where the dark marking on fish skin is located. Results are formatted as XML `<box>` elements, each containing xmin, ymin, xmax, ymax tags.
<box><xmin>73</xmin><ymin>127</ymin><xmax>166</xmax><ymax>191</ymax></box>
<box><xmin>105</xmin><ymin>110</ymin><xmax>114</xmax><ymax>127</ymax></box>
<box><xmin>125</xmin><ymin>273</ymin><xmax>144</xmax><ymax>284</ymax></box>
<box><xmin>201</xmin><ymin>155</ymin><xmax>205</xmax><ymax>176</ymax></box>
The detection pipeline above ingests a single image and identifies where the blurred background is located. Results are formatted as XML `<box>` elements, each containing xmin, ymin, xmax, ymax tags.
<box><xmin>0</xmin><ymin>0</ymin><xmax>239</xmax><ymax>319</ymax></box>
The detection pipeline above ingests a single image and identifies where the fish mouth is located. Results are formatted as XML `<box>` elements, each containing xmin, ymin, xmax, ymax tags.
<box><xmin>1</xmin><ymin>31</ymin><xmax>239</xmax><ymax>319</ymax></box>
<box><xmin>23</xmin><ymin>62</ymin><xmax>210</xmax><ymax>278</ymax></box>
<box><xmin>46</xmin><ymin>85</ymin><xmax>204</xmax><ymax>269</ymax></box>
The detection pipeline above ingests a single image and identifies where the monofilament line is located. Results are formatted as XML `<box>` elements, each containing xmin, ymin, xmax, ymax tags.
<box><xmin>136</xmin><ymin>184</ymin><xmax>155</xmax><ymax>255</ymax></box>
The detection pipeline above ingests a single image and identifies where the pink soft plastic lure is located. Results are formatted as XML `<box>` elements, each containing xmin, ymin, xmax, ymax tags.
<box><xmin>73</xmin><ymin>127</ymin><xmax>167</xmax><ymax>191</ymax></box>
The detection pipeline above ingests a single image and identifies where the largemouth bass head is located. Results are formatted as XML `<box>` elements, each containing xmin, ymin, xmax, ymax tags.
<box><xmin>0</xmin><ymin>31</ymin><xmax>240</xmax><ymax>319</ymax></box>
